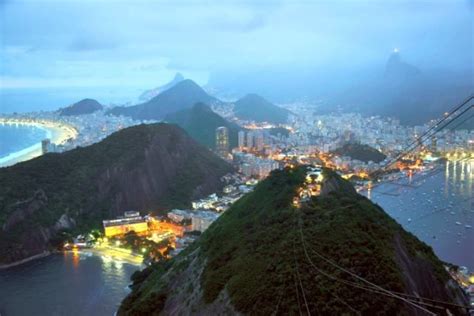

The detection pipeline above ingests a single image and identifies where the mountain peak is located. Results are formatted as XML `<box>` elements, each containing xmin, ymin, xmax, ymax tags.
<box><xmin>109</xmin><ymin>79</ymin><xmax>219</xmax><ymax>120</ymax></box>
<box><xmin>234</xmin><ymin>93</ymin><xmax>290</xmax><ymax>124</ymax></box>
<box><xmin>385</xmin><ymin>51</ymin><xmax>420</xmax><ymax>79</ymax></box>
<box><xmin>59</xmin><ymin>98</ymin><xmax>103</xmax><ymax>116</ymax></box>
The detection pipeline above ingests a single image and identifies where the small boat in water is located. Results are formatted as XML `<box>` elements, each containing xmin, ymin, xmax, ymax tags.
<box><xmin>455</xmin><ymin>221</ymin><xmax>461</xmax><ymax>225</ymax></box>
<box><xmin>465</xmin><ymin>225</ymin><xmax>472</xmax><ymax>229</ymax></box>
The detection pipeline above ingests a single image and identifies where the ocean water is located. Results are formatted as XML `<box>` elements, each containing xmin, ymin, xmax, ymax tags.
<box><xmin>365</xmin><ymin>160</ymin><xmax>474</xmax><ymax>270</ymax></box>
<box><xmin>0</xmin><ymin>124</ymin><xmax>48</xmax><ymax>159</ymax></box>
<box><xmin>0</xmin><ymin>252</ymin><xmax>139</xmax><ymax>316</ymax></box>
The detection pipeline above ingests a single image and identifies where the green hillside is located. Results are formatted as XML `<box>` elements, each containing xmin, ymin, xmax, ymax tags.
<box><xmin>119</xmin><ymin>166</ymin><xmax>465</xmax><ymax>315</ymax></box>
<box><xmin>234</xmin><ymin>94</ymin><xmax>291</xmax><ymax>124</ymax></box>
<box><xmin>333</xmin><ymin>143</ymin><xmax>387</xmax><ymax>163</ymax></box>
<box><xmin>0</xmin><ymin>123</ymin><xmax>232</xmax><ymax>265</ymax></box>
<box><xmin>165</xmin><ymin>103</ymin><xmax>242</xmax><ymax>149</ymax></box>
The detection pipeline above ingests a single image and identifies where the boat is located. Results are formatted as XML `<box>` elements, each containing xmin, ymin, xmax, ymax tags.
<box><xmin>455</xmin><ymin>221</ymin><xmax>461</xmax><ymax>225</ymax></box>
<box><xmin>465</xmin><ymin>225</ymin><xmax>472</xmax><ymax>229</ymax></box>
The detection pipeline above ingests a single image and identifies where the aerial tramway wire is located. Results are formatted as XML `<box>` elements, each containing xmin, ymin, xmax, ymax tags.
<box><xmin>381</xmin><ymin>94</ymin><xmax>473</xmax><ymax>169</ymax></box>
<box><xmin>381</xmin><ymin>102</ymin><xmax>474</xmax><ymax>171</ymax></box>
<box><xmin>296</xmin><ymin>213</ymin><xmax>438</xmax><ymax>315</ymax></box>
<box><xmin>296</xmin><ymin>208</ymin><xmax>471</xmax><ymax>312</ymax></box>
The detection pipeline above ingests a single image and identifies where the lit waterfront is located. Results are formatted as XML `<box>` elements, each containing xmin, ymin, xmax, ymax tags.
<box><xmin>365</xmin><ymin>159</ymin><xmax>474</xmax><ymax>270</ymax></box>
<box><xmin>0</xmin><ymin>117</ymin><xmax>78</xmax><ymax>167</ymax></box>
<box><xmin>0</xmin><ymin>252</ymin><xmax>139</xmax><ymax>316</ymax></box>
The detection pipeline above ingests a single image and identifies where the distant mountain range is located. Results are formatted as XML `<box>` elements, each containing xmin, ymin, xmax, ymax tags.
<box><xmin>234</xmin><ymin>93</ymin><xmax>291</xmax><ymax>124</ymax></box>
<box><xmin>165</xmin><ymin>103</ymin><xmax>242</xmax><ymax>149</ymax></box>
<box><xmin>108</xmin><ymin>78</ymin><xmax>291</xmax><ymax>125</ymax></box>
<box><xmin>138</xmin><ymin>73</ymin><xmax>185</xmax><ymax>102</ymax></box>
<box><xmin>0</xmin><ymin>123</ymin><xmax>232</xmax><ymax>266</ymax></box>
<box><xmin>206</xmin><ymin>53</ymin><xmax>473</xmax><ymax>127</ymax></box>
<box><xmin>58</xmin><ymin>98</ymin><xmax>103</xmax><ymax>116</ymax></box>
<box><xmin>108</xmin><ymin>79</ymin><xmax>220</xmax><ymax>120</ymax></box>
<box><xmin>119</xmin><ymin>166</ymin><xmax>467</xmax><ymax>315</ymax></box>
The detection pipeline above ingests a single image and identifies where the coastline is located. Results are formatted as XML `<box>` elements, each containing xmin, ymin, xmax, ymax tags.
<box><xmin>0</xmin><ymin>251</ymin><xmax>51</xmax><ymax>270</ymax></box>
<box><xmin>0</xmin><ymin>119</ymin><xmax>77</xmax><ymax>168</ymax></box>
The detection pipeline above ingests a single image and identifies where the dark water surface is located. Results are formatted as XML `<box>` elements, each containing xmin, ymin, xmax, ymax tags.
<box><xmin>0</xmin><ymin>252</ymin><xmax>139</xmax><ymax>316</ymax></box>
<box><xmin>365</xmin><ymin>160</ymin><xmax>473</xmax><ymax>270</ymax></box>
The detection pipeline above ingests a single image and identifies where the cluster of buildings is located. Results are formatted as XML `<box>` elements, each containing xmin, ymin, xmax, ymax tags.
<box><xmin>238</xmin><ymin>130</ymin><xmax>265</xmax><ymax>151</ymax></box>
<box><xmin>9</xmin><ymin>110</ymin><xmax>142</xmax><ymax>154</ymax></box>
<box><xmin>233</xmin><ymin>152</ymin><xmax>280</xmax><ymax>178</ymax></box>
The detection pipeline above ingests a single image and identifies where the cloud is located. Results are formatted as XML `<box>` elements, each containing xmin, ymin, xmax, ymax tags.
<box><xmin>1</xmin><ymin>0</ymin><xmax>471</xmax><ymax>89</ymax></box>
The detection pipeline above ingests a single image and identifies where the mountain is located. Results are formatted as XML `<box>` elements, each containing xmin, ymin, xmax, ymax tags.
<box><xmin>0</xmin><ymin>123</ymin><xmax>232</xmax><ymax>266</ymax></box>
<box><xmin>385</xmin><ymin>50</ymin><xmax>421</xmax><ymax>81</ymax></box>
<box><xmin>59</xmin><ymin>98</ymin><xmax>103</xmax><ymax>116</ymax></box>
<box><xmin>119</xmin><ymin>166</ymin><xmax>467</xmax><ymax>315</ymax></box>
<box><xmin>165</xmin><ymin>103</ymin><xmax>242</xmax><ymax>149</ymax></box>
<box><xmin>234</xmin><ymin>93</ymin><xmax>290</xmax><ymax>124</ymax></box>
<box><xmin>333</xmin><ymin>143</ymin><xmax>387</xmax><ymax>163</ymax></box>
<box><xmin>139</xmin><ymin>73</ymin><xmax>185</xmax><ymax>102</ymax></box>
<box><xmin>108</xmin><ymin>79</ymin><xmax>220</xmax><ymax>120</ymax></box>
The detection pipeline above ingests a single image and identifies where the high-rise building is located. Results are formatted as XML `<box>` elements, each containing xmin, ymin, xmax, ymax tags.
<box><xmin>238</xmin><ymin>131</ymin><xmax>245</xmax><ymax>149</ymax></box>
<box><xmin>216</xmin><ymin>126</ymin><xmax>229</xmax><ymax>158</ymax></box>
<box><xmin>246</xmin><ymin>131</ymin><xmax>254</xmax><ymax>149</ymax></box>
<box><xmin>255</xmin><ymin>131</ymin><xmax>264</xmax><ymax>151</ymax></box>
<box><xmin>41</xmin><ymin>139</ymin><xmax>51</xmax><ymax>154</ymax></box>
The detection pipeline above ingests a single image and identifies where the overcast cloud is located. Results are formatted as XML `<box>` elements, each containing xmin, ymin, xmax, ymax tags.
<box><xmin>0</xmin><ymin>0</ymin><xmax>472</xmax><ymax>89</ymax></box>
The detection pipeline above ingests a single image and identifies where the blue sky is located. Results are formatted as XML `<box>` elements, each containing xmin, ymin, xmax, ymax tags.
<box><xmin>0</xmin><ymin>0</ymin><xmax>472</xmax><ymax>89</ymax></box>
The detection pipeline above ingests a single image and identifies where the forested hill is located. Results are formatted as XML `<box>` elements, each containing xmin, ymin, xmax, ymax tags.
<box><xmin>119</xmin><ymin>166</ymin><xmax>467</xmax><ymax>315</ymax></box>
<box><xmin>59</xmin><ymin>98</ymin><xmax>103</xmax><ymax>116</ymax></box>
<box><xmin>0</xmin><ymin>123</ymin><xmax>232</xmax><ymax>266</ymax></box>
<box><xmin>164</xmin><ymin>103</ymin><xmax>242</xmax><ymax>149</ymax></box>
<box><xmin>333</xmin><ymin>143</ymin><xmax>387</xmax><ymax>163</ymax></box>
<box><xmin>108</xmin><ymin>79</ymin><xmax>220</xmax><ymax>120</ymax></box>
<box><xmin>234</xmin><ymin>93</ymin><xmax>291</xmax><ymax>124</ymax></box>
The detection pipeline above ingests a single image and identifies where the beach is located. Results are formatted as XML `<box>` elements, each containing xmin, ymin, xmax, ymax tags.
<box><xmin>0</xmin><ymin>118</ymin><xmax>78</xmax><ymax>168</ymax></box>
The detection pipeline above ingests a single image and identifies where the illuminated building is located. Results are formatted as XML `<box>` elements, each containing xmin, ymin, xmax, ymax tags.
<box><xmin>238</xmin><ymin>130</ymin><xmax>245</xmax><ymax>149</ymax></box>
<box><xmin>255</xmin><ymin>131</ymin><xmax>264</xmax><ymax>151</ymax></box>
<box><xmin>216</xmin><ymin>126</ymin><xmax>229</xmax><ymax>158</ymax></box>
<box><xmin>102</xmin><ymin>213</ymin><xmax>148</xmax><ymax>237</ymax></box>
<box><xmin>246</xmin><ymin>131</ymin><xmax>254</xmax><ymax>149</ymax></box>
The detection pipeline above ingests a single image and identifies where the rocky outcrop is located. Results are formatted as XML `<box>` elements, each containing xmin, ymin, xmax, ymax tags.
<box><xmin>320</xmin><ymin>169</ymin><xmax>357</xmax><ymax>197</ymax></box>
<box><xmin>2</xmin><ymin>190</ymin><xmax>47</xmax><ymax>231</ymax></box>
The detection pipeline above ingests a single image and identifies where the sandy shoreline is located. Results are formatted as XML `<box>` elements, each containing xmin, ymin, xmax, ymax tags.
<box><xmin>0</xmin><ymin>119</ymin><xmax>77</xmax><ymax>168</ymax></box>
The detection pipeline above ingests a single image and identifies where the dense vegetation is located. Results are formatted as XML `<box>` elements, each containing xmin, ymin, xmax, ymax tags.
<box><xmin>108</xmin><ymin>79</ymin><xmax>219</xmax><ymax>120</ymax></box>
<box><xmin>0</xmin><ymin>123</ymin><xmax>232</xmax><ymax>264</ymax></box>
<box><xmin>120</xmin><ymin>166</ymin><xmax>460</xmax><ymax>315</ymax></box>
<box><xmin>333</xmin><ymin>142</ymin><xmax>387</xmax><ymax>163</ymax></box>
<box><xmin>234</xmin><ymin>93</ymin><xmax>290</xmax><ymax>124</ymax></box>
<box><xmin>59</xmin><ymin>98</ymin><xmax>103</xmax><ymax>116</ymax></box>
<box><xmin>165</xmin><ymin>103</ymin><xmax>242</xmax><ymax>149</ymax></box>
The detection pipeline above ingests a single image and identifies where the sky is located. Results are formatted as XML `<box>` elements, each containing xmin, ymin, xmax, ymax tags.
<box><xmin>0</xmin><ymin>0</ymin><xmax>472</xmax><ymax>90</ymax></box>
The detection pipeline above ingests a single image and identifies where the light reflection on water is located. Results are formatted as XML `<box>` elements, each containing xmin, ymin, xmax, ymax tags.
<box><xmin>366</xmin><ymin>160</ymin><xmax>474</xmax><ymax>270</ymax></box>
<box><xmin>0</xmin><ymin>252</ymin><xmax>139</xmax><ymax>316</ymax></box>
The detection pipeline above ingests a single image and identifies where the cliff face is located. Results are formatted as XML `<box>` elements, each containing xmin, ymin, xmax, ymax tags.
<box><xmin>119</xmin><ymin>167</ymin><xmax>467</xmax><ymax>315</ymax></box>
<box><xmin>0</xmin><ymin>123</ymin><xmax>233</xmax><ymax>266</ymax></box>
